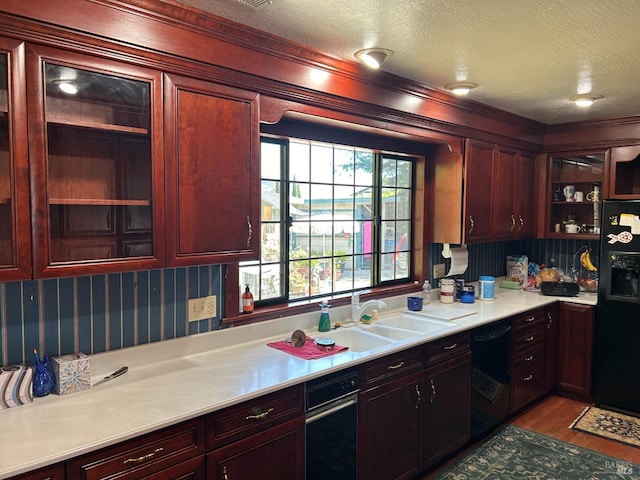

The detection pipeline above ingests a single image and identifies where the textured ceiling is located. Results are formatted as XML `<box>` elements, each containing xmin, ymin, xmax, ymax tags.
<box><xmin>171</xmin><ymin>0</ymin><xmax>640</xmax><ymax>125</ymax></box>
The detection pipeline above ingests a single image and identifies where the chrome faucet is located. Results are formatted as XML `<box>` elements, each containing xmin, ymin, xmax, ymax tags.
<box><xmin>351</xmin><ymin>291</ymin><xmax>387</xmax><ymax>323</ymax></box>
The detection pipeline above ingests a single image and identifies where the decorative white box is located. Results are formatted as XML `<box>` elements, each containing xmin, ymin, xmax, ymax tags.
<box><xmin>52</xmin><ymin>353</ymin><xmax>91</xmax><ymax>395</ymax></box>
<box><xmin>0</xmin><ymin>365</ymin><xmax>33</xmax><ymax>409</ymax></box>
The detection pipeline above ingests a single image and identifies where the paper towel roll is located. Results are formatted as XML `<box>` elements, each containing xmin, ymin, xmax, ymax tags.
<box><xmin>445</xmin><ymin>246</ymin><xmax>468</xmax><ymax>276</ymax></box>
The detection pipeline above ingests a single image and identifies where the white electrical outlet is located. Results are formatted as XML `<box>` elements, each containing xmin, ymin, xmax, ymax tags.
<box><xmin>188</xmin><ymin>295</ymin><xmax>217</xmax><ymax>322</ymax></box>
<box><xmin>433</xmin><ymin>263</ymin><xmax>446</xmax><ymax>279</ymax></box>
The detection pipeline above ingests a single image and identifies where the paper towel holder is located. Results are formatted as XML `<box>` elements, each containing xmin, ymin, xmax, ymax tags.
<box><xmin>442</xmin><ymin>243</ymin><xmax>451</xmax><ymax>259</ymax></box>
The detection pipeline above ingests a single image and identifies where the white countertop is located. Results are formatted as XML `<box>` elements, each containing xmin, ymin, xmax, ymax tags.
<box><xmin>0</xmin><ymin>287</ymin><xmax>596</xmax><ymax>479</ymax></box>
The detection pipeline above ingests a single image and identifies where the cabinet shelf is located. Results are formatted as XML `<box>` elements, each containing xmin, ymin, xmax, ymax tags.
<box><xmin>49</xmin><ymin>198</ymin><xmax>150</xmax><ymax>206</ymax></box>
<box><xmin>48</xmin><ymin>117</ymin><xmax>148</xmax><ymax>135</ymax></box>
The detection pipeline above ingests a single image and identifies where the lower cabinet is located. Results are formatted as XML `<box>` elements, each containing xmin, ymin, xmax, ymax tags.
<box><xmin>206</xmin><ymin>418</ymin><xmax>304</xmax><ymax>480</ymax></box>
<box><xmin>66</xmin><ymin>418</ymin><xmax>205</xmax><ymax>480</ymax></box>
<box><xmin>423</xmin><ymin>350</ymin><xmax>472</xmax><ymax>468</ymax></box>
<box><xmin>510</xmin><ymin>309</ymin><xmax>546</xmax><ymax>413</ymax></box>
<box><xmin>358</xmin><ymin>348</ymin><xmax>424</xmax><ymax>480</ymax></box>
<box><xmin>556</xmin><ymin>302</ymin><xmax>594</xmax><ymax>401</ymax></box>
<box><xmin>205</xmin><ymin>384</ymin><xmax>305</xmax><ymax>480</ymax></box>
<box><xmin>358</xmin><ymin>370</ymin><xmax>423</xmax><ymax>480</ymax></box>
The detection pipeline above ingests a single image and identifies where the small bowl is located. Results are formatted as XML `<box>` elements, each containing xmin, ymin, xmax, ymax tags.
<box><xmin>315</xmin><ymin>338</ymin><xmax>336</xmax><ymax>351</ymax></box>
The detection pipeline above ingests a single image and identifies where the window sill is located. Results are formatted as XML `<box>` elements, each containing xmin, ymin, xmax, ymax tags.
<box><xmin>222</xmin><ymin>282</ymin><xmax>421</xmax><ymax>327</ymax></box>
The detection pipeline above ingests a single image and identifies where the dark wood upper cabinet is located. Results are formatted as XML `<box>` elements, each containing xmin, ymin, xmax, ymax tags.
<box><xmin>0</xmin><ymin>37</ymin><xmax>31</xmax><ymax>281</ymax></box>
<box><xmin>164</xmin><ymin>73</ymin><xmax>260</xmax><ymax>266</ymax></box>
<box><xmin>609</xmin><ymin>145</ymin><xmax>640</xmax><ymax>199</ymax></box>
<box><xmin>464</xmin><ymin>139</ymin><xmax>495</xmax><ymax>243</ymax></box>
<box><xmin>25</xmin><ymin>44</ymin><xmax>165</xmax><ymax>278</ymax></box>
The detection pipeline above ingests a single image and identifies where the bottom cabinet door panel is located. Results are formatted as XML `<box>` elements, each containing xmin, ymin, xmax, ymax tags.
<box><xmin>206</xmin><ymin>418</ymin><xmax>304</xmax><ymax>480</ymax></box>
<box><xmin>423</xmin><ymin>352</ymin><xmax>472</xmax><ymax>468</ymax></box>
<box><xmin>358</xmin><ymin>371</ymin><xmax>423</xmax><ymax>480</ymax></box>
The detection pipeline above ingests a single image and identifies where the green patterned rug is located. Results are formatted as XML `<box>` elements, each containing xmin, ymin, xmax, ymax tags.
<box><xmin>433</xmin><ymin>424</ymin><xmax>638</xmax><ymax>479</ymax></box>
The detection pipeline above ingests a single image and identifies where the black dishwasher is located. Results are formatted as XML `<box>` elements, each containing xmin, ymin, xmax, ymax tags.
<box><xmin>470</xmin><ymin>320</ymin><xmax>511</xmax><ymax>438</ymax></box>
<box><xmin>305</xmin><ymin>368</ymin><xmax>359</xmax><ymax>480</ymax></box>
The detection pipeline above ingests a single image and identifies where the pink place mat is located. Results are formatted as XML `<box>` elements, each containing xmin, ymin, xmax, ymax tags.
<box><xmin>267</xmin><ymin>336</ymin><xmax>349</xmax><ymax>360</ymax></box>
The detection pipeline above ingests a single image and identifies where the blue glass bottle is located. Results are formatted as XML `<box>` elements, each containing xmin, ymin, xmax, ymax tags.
<box><xmin>318</xmin><ymin>301</ymin><xmax>331</xmax><ymax>332</ymax></box>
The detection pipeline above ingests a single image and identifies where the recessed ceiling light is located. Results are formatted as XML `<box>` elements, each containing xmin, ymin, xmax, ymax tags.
<box><xmin>445</xmin><ymin>82</ymin><xmax>478</xmax><ymax>96</ymax></box>
<box><xmin>52</xmin><ymin>79</ymin><xmax>78</xmax><ymax>95</ymax></box>
<box><xmin>354</xmin><ymin>48</ymin><xmax>394</xmax><ymax>69</ymax></box>
<box><xmin>570</xmin><ymin>94</ymin><xmax>603</xmax><ymax>107</ymax></box>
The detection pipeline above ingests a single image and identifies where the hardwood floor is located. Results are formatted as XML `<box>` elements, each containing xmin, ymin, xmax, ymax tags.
<box><xmin>421</xmin><ymin>395</ymin><xmax>640</xmax><ymax>479</ymax></box>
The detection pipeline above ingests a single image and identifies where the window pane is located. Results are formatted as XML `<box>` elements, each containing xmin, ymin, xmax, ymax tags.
<box><xmin>334</xmin><ymin>147</ymin><xmax>355</xmax><ymax>185</ymax></box>
<box><xmin>290</xmin><ymin>142</ymin><xmax>310</xmax><ymax>182</ymax></box>
<box><xmin>261</xmin><ymin>180</ymin><xmax>280</xmax><ymax>221</ymax></box>
<box><xmin>261</xmin><ymin>142</ymin><xmax>281</xmax><ymax>180</ymax></box>
<box><xmin>261</xmin><ymin>223</ymin><xmax>280</xmax><ymax>263</ymax></box>
<box><xmin>310</xmin><ymin>144</ymin><xmax>333</xmax><ymax>184</ymax></box>
<box><xmin>355</xmin><ymin>151</ymin><xmax>373</xmax><ymax>186</ymax></box>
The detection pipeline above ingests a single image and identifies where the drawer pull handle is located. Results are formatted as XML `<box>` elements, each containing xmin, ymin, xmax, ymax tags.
<box><xmin>223</xmin><ymin>466</ymin><xmax>229</xmax><ymax>480</ymax></box>
<box><xmin>523</xmin><ymin>374</ymin><xmax>534</xmax><ymax>381</ymax></box>
<box><xmin>524</xmin><ymin>355</ymin><xmax>535</xmax><ymax>362</ymax></box>
<box><xmin>524</xmin><ymin>335</ymin><xmax>535</xmax><ymax>342</ymax></box>
<box><xmin>525</xmin><ymin>316</ymin><xmax>535</xmax><ymax>323</ymax></box>
<box><xmin>123</xmin><ymin>447</ymin><xmax>163</xmax><ymax>464</ymax></box>
<box><xmin>246</xmin><ymin>216</ymin><xmax>252</xmax><ymax>247</ymax></box>
<box><xmin>387</xmin><ymin>361</ymin><xmax>405</xmax><ymax>370</ymax></box>
<box><xmin>246</xmin><ymin>407</ymin><xmax>274</xmax><ymax>420</ymax></box>
<box><xmin>416</xmin><ymin>384</ymin><xmax>422</xmax><ymax>409</ymax></box>
<box><xmin>443</xmin><ymin>343</ymin><xmax>458</xmax><ymax>350</ymax></box>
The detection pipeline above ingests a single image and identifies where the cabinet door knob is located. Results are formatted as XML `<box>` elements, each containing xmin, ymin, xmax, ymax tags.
<box><xmin>468</xmin><ymin>215</ymin><xmax>474</xmax><ymax>235</ymax></box>
<box><xmin>519</xmin><ymin>214</ymin><xmax>524</xmax><ymax>231</ymax></box>
<box><xmin>415</xmin><ymin>383</ymin><xmax>422</xmax><ymax>409</ymax></box>
<box><xmin>510</xmin><ymin>214</ymin><xmax>516</xmax><ymax>232</ymax></box>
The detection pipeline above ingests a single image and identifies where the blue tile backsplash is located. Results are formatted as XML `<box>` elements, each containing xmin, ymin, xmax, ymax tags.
<box><xmin>1</xmin><ymin>239</ymin><xmax>599</xmax><ymax>366</ymax></box>
<box><xmin>0</xmin><ymin>265</ymin><xmax>223</xmax><ymax>366</ymax></box>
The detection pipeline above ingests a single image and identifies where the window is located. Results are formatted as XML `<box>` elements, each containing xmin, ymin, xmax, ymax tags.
<box><xmin>239</xmin><ymin>137</ymin><xmax>414</xmax><ymax>305</ymax></box>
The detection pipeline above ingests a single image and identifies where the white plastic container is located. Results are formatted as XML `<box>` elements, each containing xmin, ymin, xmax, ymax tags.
<box><xmin>477</xmin><ymin>276</ymin><xmax>495</xmax><ymax>301</ymax></box>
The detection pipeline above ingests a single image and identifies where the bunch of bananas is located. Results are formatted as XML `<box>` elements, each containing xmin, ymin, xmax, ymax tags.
<box><xmin>580</xmin><ymin>249</ymin><xmax>597</xmax><ymax>272</ymax></box>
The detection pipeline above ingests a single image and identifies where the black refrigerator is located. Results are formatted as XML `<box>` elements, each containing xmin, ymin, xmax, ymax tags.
<box><xmin>594</xmin><ymin>200</ymin><xmax>640</xmax><ymax>415</ymax></box>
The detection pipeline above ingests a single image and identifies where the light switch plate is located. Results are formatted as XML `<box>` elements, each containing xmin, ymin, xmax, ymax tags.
<box><xmin>188</xmin><ymin>295</ymin><xmax>217</xmax><ymax>322</ymax></box>
<box><xmin>433</xmin><ymin>263</ymin><xmax>446</xmax><ymax>279</ymax></box>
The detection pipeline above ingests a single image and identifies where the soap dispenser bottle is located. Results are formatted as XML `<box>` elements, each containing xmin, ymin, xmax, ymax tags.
<box><xmin>318</xmin><ymin>300</ymin><xmax>331</xmax><ymax>332</ymax></box>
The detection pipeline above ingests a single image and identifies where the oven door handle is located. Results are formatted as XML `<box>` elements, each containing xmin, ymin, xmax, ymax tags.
<box><xmin>305</xmin><ymin>395</ymin><xmax>358</xmax><ymax>424</ymax></box>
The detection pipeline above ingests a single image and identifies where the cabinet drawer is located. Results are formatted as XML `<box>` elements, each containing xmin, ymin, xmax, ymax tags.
<box><xmin>359</xmin><ymin>347</ymin><xmax>423</xmax><ymax>387</ymax></box>
<box><xmin>66</xmin><ymin>418</ymin><xmax>204</xmax><ymax>480</ymax></box>
<box><xmin>512</xmin><ymin>323</ymin><xmax>544</xmax><ymax>352</ymax></box>
<box><xmin>511</xmin><ymin>341</ymin><xmax>543</xmax><ymax>371</ymax></box>
<box><xmin>511</xmin><ymin>309</ymin><xmax>544</xmax><ymax>333</ymax></box>
<box><xmin>511</xmin><ymin>363</ymin><xmax>544</xmax><ymax>413</ymax></box>
<box><xmin>206</xmin><ymin>384</ymin><xmax>303</xmax><ymax>450</ymax></box>
<box><xmin>424</xmin><ymin>332</ymin><xmax>470</xmax><ymax>366</ymax></box>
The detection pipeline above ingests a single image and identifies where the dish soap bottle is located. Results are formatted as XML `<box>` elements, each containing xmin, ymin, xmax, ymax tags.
<box><xmin>318</xmin><ymin>300</ymin><xmax>331</xmax><ymax>332</ymax></box>
<box><xmin>422</xmin><ymin>280</ymin><xmax>432</xmax><ymax>304</ymax></box>
<box><xmin>242</xmin><ymin>284</ymin><xmax>254</xmax><ymax>314</ymax></box>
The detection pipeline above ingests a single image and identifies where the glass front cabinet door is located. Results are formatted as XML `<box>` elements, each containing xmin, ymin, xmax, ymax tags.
<box><xmin>547</xmin><ymin>150</ymin><xmax>607</xmax><ymax>239</ymax></box>
<box><xmin>26</xmin><ymin>45</ymin><xmax>164</xmax><ymax>278</ymax></box>
<box><xmin>0</xmin><ymin>38</ymin><xmax>31</xmax><ymax>281</ymax></box>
